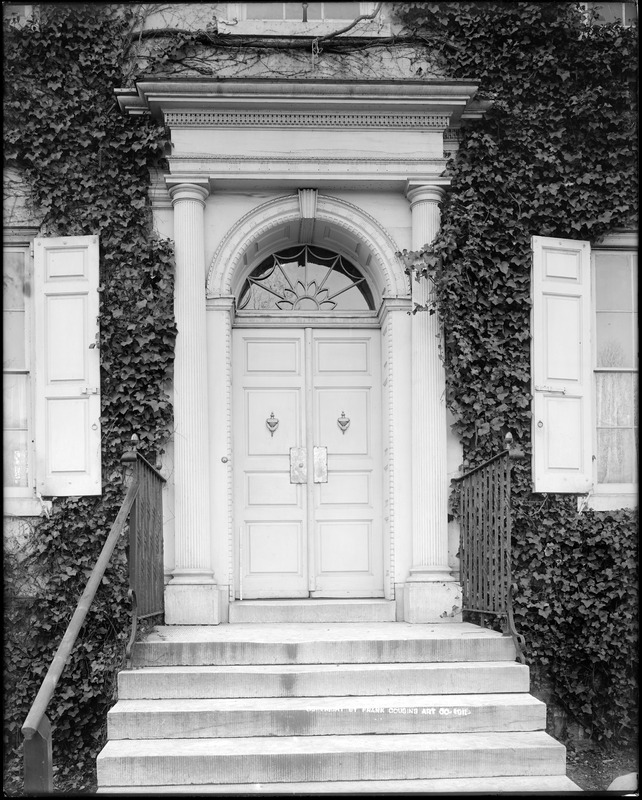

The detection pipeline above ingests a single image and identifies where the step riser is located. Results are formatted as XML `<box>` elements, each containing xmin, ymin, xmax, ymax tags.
<box><xmin>133</xmin><ymin>638</ymin><xmax>515</xmax><ymax>667</ymax></box>
<box><xmin>108</xmin><ymin>704</ymin><xmax>546</xmax><ymax>739</ymax></box>
<box><xmin>118</xmin><ymin>664</ymin><xmax>530</xmax><ymax>699</ymax></box>
<box><xmin>98</xmin><ymin>747</ymin><xmax>566</xmax><ymax>787</ymax></box>
<box><xmin>98</xmin><ymin>775</ymin><xmax>583</xmax><ymax>794</ymax></box>
<box><xmin>229</xmin><ymin>602</ymin><xmax>396</xmax><ymax>624</ymax></box>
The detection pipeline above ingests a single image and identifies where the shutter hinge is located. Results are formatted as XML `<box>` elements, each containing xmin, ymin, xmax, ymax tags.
<box><xmin>80</xmin><ymin>387</ymin><xmax>99</xmax><ymax>395</ymax></box>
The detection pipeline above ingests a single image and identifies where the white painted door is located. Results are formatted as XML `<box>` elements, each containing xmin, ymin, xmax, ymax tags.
<box><xmin>233</xmin><ymin>328</ymin><xmax>383</xmax><ymax>598</ymax></box>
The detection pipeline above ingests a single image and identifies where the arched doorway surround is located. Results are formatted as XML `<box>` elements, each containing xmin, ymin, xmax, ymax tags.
<box><xmin>205</xmin><ymin>192</ymin><xmax>414</xmax><ymax>609</ymax></box>
<box><xmin>207</xmin><ymin>192</ymin><xmax>408</xmax><ymax>299</ymax></box>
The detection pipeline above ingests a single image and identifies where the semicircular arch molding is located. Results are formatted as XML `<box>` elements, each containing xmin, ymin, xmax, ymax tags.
<box><xmin>206</xmin><ymin>193</ymin><xmax>409</xmax><ymax>302</ymax></box>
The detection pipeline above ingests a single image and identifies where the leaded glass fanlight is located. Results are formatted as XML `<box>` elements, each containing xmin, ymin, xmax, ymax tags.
<box><xmin>237</xmin><ymin>245</ymin><xmax>375</xmax><ymax>312</ymax></box>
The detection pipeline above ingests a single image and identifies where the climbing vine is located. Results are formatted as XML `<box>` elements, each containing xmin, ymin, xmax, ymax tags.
<box><xmin>393</xmin><ymin>1</ymin><xmax>638</xmax><ymax>744</ymax></box>
<box><xmin>3</xmin><ymin>4</ymin><xmax>174</xmax><ymax>792</ymax></box>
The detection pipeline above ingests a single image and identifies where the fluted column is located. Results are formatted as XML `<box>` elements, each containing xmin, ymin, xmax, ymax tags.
<box><xmin>165</xmin><ymin>179</ymin><xmax>220</xmax><ymax>624</ymax></box>
<box><xmin>404</xmin><ymin>181</ymin><xmax>462</xmax><ymax>623</ymax></box>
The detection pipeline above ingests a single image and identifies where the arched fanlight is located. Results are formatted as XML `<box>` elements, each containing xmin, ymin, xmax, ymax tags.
<box><xmin>237</xmin><ymin>245</ymin><xmax>375</xmax><ymax>312</ymax></box>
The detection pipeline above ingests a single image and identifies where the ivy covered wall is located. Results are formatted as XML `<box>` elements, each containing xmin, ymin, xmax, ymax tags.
<box><xmin>393</xmin><ymin>1</ymin><xmax>638</xmax><ymax>745</ymax></box>
<box><xmin>3</xmin><ymin>4</ymin><xmax>174</xmax><ymax>792</ymax></box>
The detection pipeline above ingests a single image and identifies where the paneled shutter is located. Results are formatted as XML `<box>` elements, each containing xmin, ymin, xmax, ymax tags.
<box><xmin>531</xmin><ymin>236</ymin><xmax>592</xmax><ymax>493</ymax></box>
<box><xmin>33</xmin><ymin>236</ymin><xmax>102</xmax><ymax>496</ymax></box>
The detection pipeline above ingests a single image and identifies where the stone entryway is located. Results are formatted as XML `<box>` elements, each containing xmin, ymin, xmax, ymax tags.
<box><xmin>97</xmin><ymin>610</ymin><xmax>581</xmax><ymax>793</ymax></box>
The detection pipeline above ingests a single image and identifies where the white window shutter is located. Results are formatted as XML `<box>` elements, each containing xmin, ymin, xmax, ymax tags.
<box><xmin>531</xmin><ymin>236</ymin><xmax>592</xmax><ymax>493</ymax></box>
<box><xmin>33</xmin><ymin>236</ymin><xmax>102</xmax><ymax>496</ymax></box>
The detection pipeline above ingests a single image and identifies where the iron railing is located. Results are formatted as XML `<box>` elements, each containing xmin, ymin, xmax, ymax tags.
<box><xmin>454</xmin><ymin>433</ymin><xmax>526</xmax><ymax>663</ymax></box>
<box><xmin>21</xmin><ymin>439</ymin><xmax>165</xmax><ymax>794</ymax></box>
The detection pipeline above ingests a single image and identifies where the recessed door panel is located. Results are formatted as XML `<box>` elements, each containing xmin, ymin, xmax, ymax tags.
<box><xmin>246</xmin><ymin>472</ymin><xmax>299</xmax><ymax>507</ymax></box>
<box><xmin>246</xmin><ymin>390</ymin><xmax>301</xmax><ymax>456</ymax></box>
<box><xmin>247</xmin><ymin>523</ymin><xmax>303</xmax><ymax>574</ymax></box>
<box><xmin>318</xmin><ymin>522</ymin><xmax>372</xmax><ymax>573</ymax></box>
<box><xmin>233</xmin><ymin>327</ymin><xmax>382</xmax><ymax>599</ymax></box>
<box><xmin>316</xmin><ymin>390</ymin><xmax>369</xmax><ymax>455</ymax></box>
<box><xmin>319</xmin><ymin>472</ymin><xmax>370</xmax><ymax>505</ymax></box>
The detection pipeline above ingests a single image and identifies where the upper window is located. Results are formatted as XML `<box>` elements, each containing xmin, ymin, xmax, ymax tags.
<box><xmin>245</xmin><ymin>2</ymin><xmax>361</xmax><ymax>20</ymax></box>
<box><xmin>220</xmin><ymin>3</ymin><xmax>388</xmax><ymax>36</ymax></box>
<box><xmin>238</xmin><ymin>245</ymin><xmax>375</xmax><ymax>312</ymax></box>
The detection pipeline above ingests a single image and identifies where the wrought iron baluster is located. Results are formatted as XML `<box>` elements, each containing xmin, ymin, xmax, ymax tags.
<box><xmin>455</xmin><ymin>434</ymin><xmax>524</xmax><ymax>662</ymax></box>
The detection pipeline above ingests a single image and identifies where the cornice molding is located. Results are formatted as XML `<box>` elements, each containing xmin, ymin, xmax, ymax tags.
<box><xmin>115</xmin><ymin>79</ymin><xmax>483</xmax><ymax>128</ymax></box>
<box><xmin>164</xmin><ymin>111</ymin><xmax>451</xmax><ymax>129</ymax></box>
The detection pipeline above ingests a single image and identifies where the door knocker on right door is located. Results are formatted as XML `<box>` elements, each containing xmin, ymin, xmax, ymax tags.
<box><xmin>337</xmin><ymin>411</ymin><xmax>350</xmax><ymax>434</ymax></box>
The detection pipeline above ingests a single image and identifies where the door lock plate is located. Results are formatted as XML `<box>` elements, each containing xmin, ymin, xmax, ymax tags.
<box><xmin>313</xmin><ymin>446</ymin><xmax>328</xmax><ymax>483</ymax></box>
<box><xmin>290</xmin><ymin>447</ymin><xmax>307</xmax><ymax>484</ymax></box>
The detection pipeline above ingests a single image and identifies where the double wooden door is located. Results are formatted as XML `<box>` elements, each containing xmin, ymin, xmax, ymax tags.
<box><xmin>232</xmin><ymin>328</ymin><xmax>383</xmax><ymax>598</ymax></box>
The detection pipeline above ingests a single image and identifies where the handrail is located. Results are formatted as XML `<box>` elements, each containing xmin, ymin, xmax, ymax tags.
<box><xmin>454</xmin><ymin>433</ymin><xmax>526</xmax><ymax>664</ymax></box>
<box><xmin>21</xmin><ymin>476</ymin><xmax>139</xmax><ymax>793</ymax></box>
<box><xmin>21</xmin><ymin>440</ymin><xmax>165</xmax><ymax>794</ymax></box>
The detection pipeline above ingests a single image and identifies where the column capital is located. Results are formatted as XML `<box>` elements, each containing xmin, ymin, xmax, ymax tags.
<box><xmin>405</xmin><ymin>179</ymin><xmax>449</xmax><ymax>206</ymax></box>
<box><xmin>166</xmin><ymin>177</ymin><xmax>210</xmax><ymax>205</ymax></box>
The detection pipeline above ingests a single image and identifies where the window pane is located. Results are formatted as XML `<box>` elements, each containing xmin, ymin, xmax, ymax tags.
<box><xmin>246</xmin><ymin>3</ymin><xmax>283</xmax><ymax>19</ymax></box>
<box><xmin>595</xmin><ymin>253</ymin><xmax>632</xmax><ymax>311</ymax></box>
<box><xmin>596</xmin><ymin>372</ymin><xmax>633</xmax><ymax>427</ymax></box>
<box><xmin>285</xmin><ymin>2</ymin><xmax>322</xmax><ymax>19</ymax></box>
<box><xmin>590</xmin><ymin>2</ymin><xmax>626</xmax><ymax>23</ymax></box>
<box><xmin>238</xmin><ymin>246</ymin><xmax>375</xmax><ymax>312</ymax></box>
<box><xmin>323</xmin><ymin>2</ymin><xmax>360</xmax><ymax>19</ymax></box>
<box><xmin>3</xmin><ymin>311</ymin><xmax>26</xmax><ymax>370</ymax></box>
<box><xmin>3</xmin><ymin>429</ymin><xmax>28</xmax><ymax>487</ymax></box>
<box><xmin>3</xmin><ymin>373</ymin><xmax>28</xmax><ymax>429</ymax></box>
<box><xmin>596</xmin><ymin>312</ymin><xmax>634</xmax><ymax>367</ymax></box>
<box><xmin>597</xmin><ymin>428</ymin><xmax>637</xmax><ymax>483</ymax></box>
<box><xmin>3</xmin><ymin>249</ymin><xmax>26</xmax><ymax>310</ymax></box>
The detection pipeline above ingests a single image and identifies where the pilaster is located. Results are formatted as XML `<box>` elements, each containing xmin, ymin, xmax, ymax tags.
<box><xmin>165</xmin><ymin>178</ymin><xmax>221</xmax><ymax>624</ymax></box>
<box><xmin>404</xmin><ymin>180</ymin><xmax>462</xmax><ymax>623</ymax></box>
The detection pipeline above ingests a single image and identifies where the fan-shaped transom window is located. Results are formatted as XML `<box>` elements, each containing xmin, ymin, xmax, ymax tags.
<box><xmin>237</xmin><ymin>245</ymin><xmax>375</xmax><ymax>312</ymax></box>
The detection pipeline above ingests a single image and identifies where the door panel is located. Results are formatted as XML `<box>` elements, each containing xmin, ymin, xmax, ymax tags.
<box><xmin>234</xmin><ymin>330</ymin><xmax>308</xmax><ymax>598</ymax></box>
<box><xmin>311</xmin><ymin>330</ymin><xmax>382</xmax><ymax>597</ymax></box>
<box><xmin>233</xmin><ymin>328</ymin><xmax>382</xmax><ymax>598</ymax></box>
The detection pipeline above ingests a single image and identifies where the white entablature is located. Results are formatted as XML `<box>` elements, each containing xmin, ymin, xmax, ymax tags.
<box><xmin>116</xmin><ymin>79</ymin><xmax>485</xmax><ymax>190</ymax></box>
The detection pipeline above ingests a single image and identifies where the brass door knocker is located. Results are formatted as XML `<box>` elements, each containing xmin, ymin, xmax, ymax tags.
<box><xmin>266</xmin><ymin>412</ymin><xmax>279</xmax><ymax>437</ymax></box>
<box><xmin>337</xmin><ymin>411</ymin><xmax>350</xmax><ymax>434</ymax></box>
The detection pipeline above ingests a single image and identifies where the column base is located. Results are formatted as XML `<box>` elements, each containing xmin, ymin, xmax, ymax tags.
<box><xmin>165</xmin><ymin>582</ymin><xmax>223</xmax><ymax>625</ymax></box>
<box><xmin>403</xmin><ymin>580</ymin><xmax>463</xmax><ymax>624</ymax></box>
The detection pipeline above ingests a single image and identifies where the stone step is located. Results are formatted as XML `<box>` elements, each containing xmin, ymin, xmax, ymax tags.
<box><xmin>228</xmin><ymin>599</ymin><xmax>397</xmax><ymax>624</ymax></box>
<box><xmin>98</xmin><ymin>774</ymin><xmax>583</xmax><ymax>794</ymax></box>
<box><xmin>133</xmin><ymin>623</ymin><xmax>516</xmax><ymax>667</ymax></box>
<box><xmin>118</xmin><ymin>660</ymin><xmax>530</xmax><ymax>699</ymax></box>
<box><xmin>97</xmin><ymin>731</ymin><xmax>566</xmax><ymax>787</ymax></box>
<box><xmin>107</xmin><ymin>693</ymin><xmax>546</xmax><ymax>739</ymax></box>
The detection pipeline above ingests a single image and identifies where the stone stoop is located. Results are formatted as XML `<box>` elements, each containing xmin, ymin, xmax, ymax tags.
<box><xmin>96</xmin><ymin>619</ymin><xmax>582</xmax><ymax>794</ymax></box>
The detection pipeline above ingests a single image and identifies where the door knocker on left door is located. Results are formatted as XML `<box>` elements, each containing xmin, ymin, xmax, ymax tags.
<box><xmin>337</xmin><ymin>411</ymin><xmax>350</xmax><ymax>434</ymax></box>
<box><xmin>266</xmin><ymin>412</ymin><xmax>279</xmax><ymax>437</ymax></box>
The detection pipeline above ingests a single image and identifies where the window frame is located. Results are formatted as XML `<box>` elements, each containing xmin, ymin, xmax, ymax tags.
<box><xmin>221</xmin><ymin>2</ymin><xmax>387</xmax><ymax>37</ymax></box>
<box><xmin>588</xmin><ymin>231</ymin><xmax>638</xmax><ymax>510</ymax></box>
<box><xmin>3</xmin><ymin>228</ymin><xmax>47</xmax><ymax>516</ymax></box>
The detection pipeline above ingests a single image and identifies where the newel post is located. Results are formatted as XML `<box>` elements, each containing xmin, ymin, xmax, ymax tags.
<box><xmin>23</xmin><ymin>715</ymin><xmax>53</xmax><ymax>794</ymax></box>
